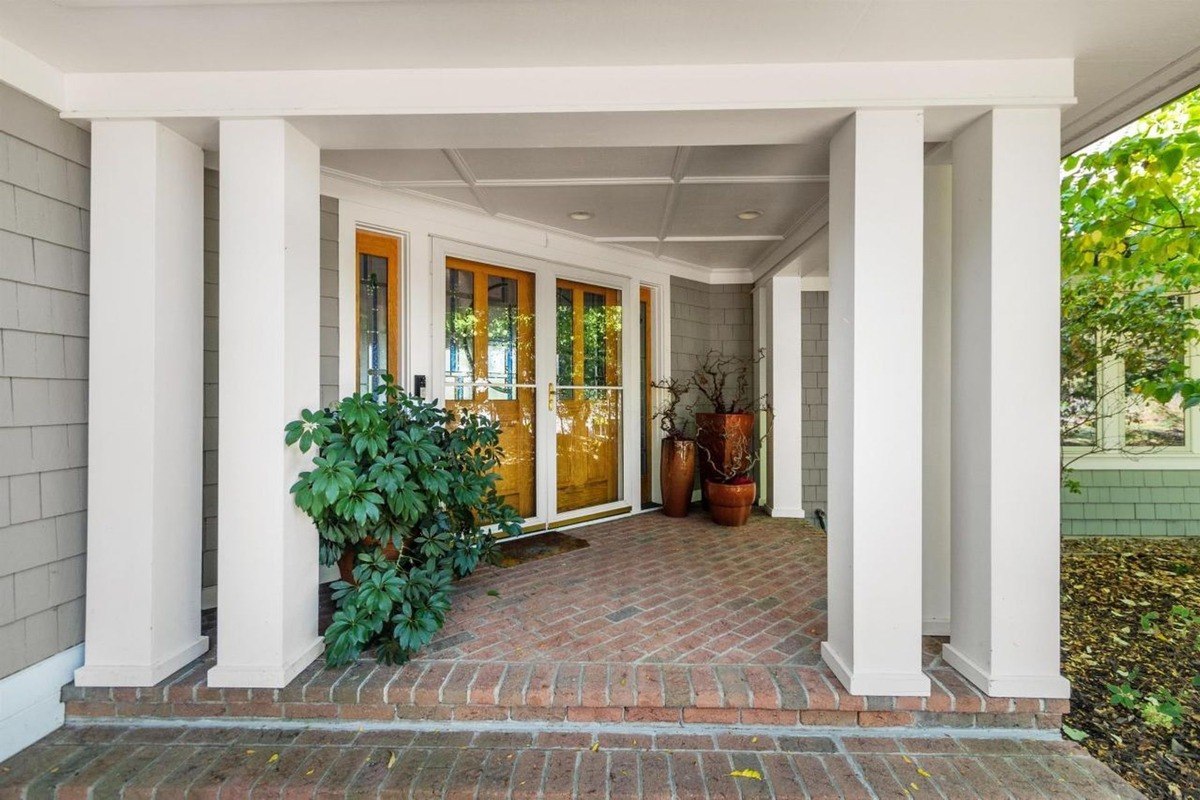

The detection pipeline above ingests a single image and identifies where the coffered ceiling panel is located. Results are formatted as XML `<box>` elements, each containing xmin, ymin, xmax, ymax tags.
<box><xmin>486</xmin><ymin>183</ymin><xmax>672</xmax><ymax>238</ymax></box>
<box><xmin>320</xmin><ymin>149</ymin><xmax>460</xmax><ymax>182</ymax></box>
<box><xmin>668</xmin><ymin>181</ymin><xmax>826</xmax><ymax>238</ymax></box>
<box><xmin>685</xmin><ymin>145</ymin><xmax>829</xmax><ymax>178</ymax></box>
<box><xmin>461</xmin><ymin>147</ymin><xmax>676</xmax><ymax>181</ymax></box>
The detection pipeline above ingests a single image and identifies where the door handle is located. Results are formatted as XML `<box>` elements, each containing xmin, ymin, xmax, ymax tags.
<box><xmin>548</xmin><ymin>382</ymin><xmax>556</xmax><ymax>411</ymax></box>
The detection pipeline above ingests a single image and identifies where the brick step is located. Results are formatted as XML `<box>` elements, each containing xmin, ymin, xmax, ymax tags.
<box><xmin>2</xmin><ymin>722</ymin><xmax>1139</xmax><ymax>800</ymax></box>
<box><xmin>63</xmin><ymin>658</ymin><xmax>1068</xmax><ymax>731</ymax></box>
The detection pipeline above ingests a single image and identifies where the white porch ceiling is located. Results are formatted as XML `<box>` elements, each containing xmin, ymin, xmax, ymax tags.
<box><xmin>322</xmin><ymin>145</ymin><xmax>830</xmax><ymax>272</ymax></box>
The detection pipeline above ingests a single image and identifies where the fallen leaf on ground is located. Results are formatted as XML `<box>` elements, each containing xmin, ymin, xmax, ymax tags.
<box><xmin>729</xmin><ymin>768</ymin><xmax>763</xmax><ymax>781</ymax></box>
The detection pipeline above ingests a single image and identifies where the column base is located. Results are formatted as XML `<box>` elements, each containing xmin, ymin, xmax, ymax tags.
<box><xmin>766</xmin><ymin>505</ymin><xmax>805</xmax><ymax>518</ymax></box>
<box><xmin>74</xmin><ymin>635</ymin><xmax>209</xmax><ymax>687</ymax></box>
<box><xmin>206</xmin><ymin>636</ymin><xmax>324</xmax><ymax>689</ymax></box>
<box><xmin>821</xmin><ymin>642</ymin><xmax>932</xmax><ymax>697</ymax></box>
<box><xmin>922</xmin><ymin>617</ymin><xmax>951</xmax><ymax>636</ymax></box>
<box><xmin>942</xmin><ymin>643</ymin><xmax>1071</xmax><ymax>699</ymax></box>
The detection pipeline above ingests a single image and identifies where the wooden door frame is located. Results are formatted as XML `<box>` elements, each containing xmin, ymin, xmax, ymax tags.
<box><xmin>432</xmin><ymin>238</ymin><xmax>649</xmax><ymax>531</ymax></box>
<box><xmin>354</xmin><ymin>229</ymin><xmax>401</xmax><ymax>391</ymax></box>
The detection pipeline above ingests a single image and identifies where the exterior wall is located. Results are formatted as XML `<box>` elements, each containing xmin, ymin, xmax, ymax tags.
<box><xmin>0</xmin><ymin>84</ymin><xmax>90</xmax><ymax>680</ymax></box>
<box><xmin>801</xmin><ymin>291</ymin><xmax>828</xmax><ymax>512</ymax></box>
<box><xmin>200</xmin><ymin>176</ymin><xmax>338</xmax><ymax>592</ymax></box>
<box><xmin>669</xmin><ymin>276</ymin><xmax>753</xmax><ymax>421</ymax></box>
<box><xmin>1061</xmin><ymin>470</ymin><xmax>1200</xmax><ymax>536</ymax></box>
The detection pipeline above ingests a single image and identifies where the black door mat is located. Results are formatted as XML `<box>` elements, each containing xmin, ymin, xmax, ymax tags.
<box><xmin>496</xmin><ymin>532</ymin><xmax>590</xmax><ymax>567</ymax></box>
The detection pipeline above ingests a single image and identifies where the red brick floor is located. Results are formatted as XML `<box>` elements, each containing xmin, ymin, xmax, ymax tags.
<box><xmin>0</xmin><ymin>722</ymin><xmax>1143</xmax><ymax>799</ymax></box>
<box><xmin>62</xmin><ymin>512</ymin><xmax>1067</xmax><ymax>729</ymax></box>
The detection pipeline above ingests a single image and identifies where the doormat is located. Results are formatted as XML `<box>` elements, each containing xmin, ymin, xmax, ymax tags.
<box><xmin>496</xmin><ymin>532</ymin><xmax>589</xmax><ymax>567</ymax></box>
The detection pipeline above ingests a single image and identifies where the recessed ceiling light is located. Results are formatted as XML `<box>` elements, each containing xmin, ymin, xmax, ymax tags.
<box><xmin>737</xmin><ymin>210</ymin><xmax>763</xmax><ymax>221</ymax></box>
<box><xmin>569</xmin><ymin>211</ymin><xmax>594</xmax><ymax>221</ymax></box>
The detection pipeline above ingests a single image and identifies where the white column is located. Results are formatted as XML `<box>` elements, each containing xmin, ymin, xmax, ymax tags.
<box><xmin>821</xmin><ymin>110</ymin><xmax>930</xmax><ymax>696</ymax></box>
<box><xmin>765</xmin><ymin>275</ymin><xmax>804</xmax><ymax>517</ymax></box>
<box><xmin>207</xmin><ymin>120</ymin><xmax>323</xmax><ymax>688</ymax></box>
<box><xmin>75</xmin><ymin>121</ymin><xmax>207</xmax><ymax>686</ymax></box>
<box><xmin>922</xmin><ymin>163</ymin><xmax>953</xmax><ymax>636</ymax></box>
<box><xmin>945</xmin><ymin>109</ymin><xmax>1070</xmax><ymax>698</ymax></box>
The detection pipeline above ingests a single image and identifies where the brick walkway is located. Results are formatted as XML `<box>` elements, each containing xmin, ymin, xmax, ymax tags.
<box><xmin>0</xmin><ymin>722</ymin><xmax>1143</xmax><ymax>799</ymax></box>
<box><xmin>63</xmin><ymin>513</ymin><xmax>1066</xmax><ymax>730</ymax></box>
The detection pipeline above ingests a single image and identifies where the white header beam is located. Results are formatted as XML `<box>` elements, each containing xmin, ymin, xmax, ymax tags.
<box><xmin>61</xmin><ymin>59</ymin><xmax>1074</xmax><ymax>120</ymax></box>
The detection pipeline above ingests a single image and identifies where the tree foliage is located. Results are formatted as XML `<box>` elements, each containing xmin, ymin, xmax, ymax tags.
<box><xmin>285</xmin><ymin>379</ymin><xmax>522</xmax><ymax>666</ymax></box>
<box><xmin>1061</xmin><ymin>88</ymin><xmax>1200</xmax><ymax>462</ymax></box>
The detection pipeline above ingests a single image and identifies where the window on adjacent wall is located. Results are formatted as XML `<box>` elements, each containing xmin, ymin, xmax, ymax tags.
<box><xmin>1061</xmin><ymin>321</ymin><xmax>1192</xmax><ymax>453</ymax></box>
<box><xmin>356</xmin><ymin>230</ymin><xmax>400</xmax><ymax>394</ymax></box>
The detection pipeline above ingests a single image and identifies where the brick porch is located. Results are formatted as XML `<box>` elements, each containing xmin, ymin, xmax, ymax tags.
<box><xmin>63</xmin><ymin>513</ymin><xmax>1067</xmax><ymax>729</ymax></box>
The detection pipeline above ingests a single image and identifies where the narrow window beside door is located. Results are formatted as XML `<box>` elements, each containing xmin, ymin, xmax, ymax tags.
<box><xmin>356</xmin><ymin>230</ymin><xmax>400</xmax><ymax>393</ymax></box>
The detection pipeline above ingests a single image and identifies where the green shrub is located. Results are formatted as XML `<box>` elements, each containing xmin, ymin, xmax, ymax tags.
<box><xmin>285</xmin><ymin>379</ymin><xmax>522</xmax><ymax>666</ymax></box>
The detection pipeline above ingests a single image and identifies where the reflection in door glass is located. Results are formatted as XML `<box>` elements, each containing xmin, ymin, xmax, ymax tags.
<box><xmin>556</xmin><ymin>280</ymin><xmax>623</xmax><ymax>514</ymax></box>
<box><xmin>358</xmin><ymin>253</ymin><xmax>390</xmax><ymax>392</ymax></box>
<box><xmin>443</xmin><ymin>259</ymin><xmax>537</xmax><ymax>522</ymax></box>
<box><xmin>445</xmin><ymin>268</ymin><xmax>475</xmax><ymax>400</ymax></box>
<box><xmin>487</xmin><ymin>276</ymin><xmax>519</xmax><ymax>400</ymax></box>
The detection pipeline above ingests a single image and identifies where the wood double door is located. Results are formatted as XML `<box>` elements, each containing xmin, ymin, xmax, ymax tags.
<box><xmin>442</xmin><ymin>257</ymin><xmax>628</xmax><ymax>528</ymax></box>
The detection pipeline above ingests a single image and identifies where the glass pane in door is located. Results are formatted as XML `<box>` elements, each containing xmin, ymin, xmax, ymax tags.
<box><xmin>555</xmin><ymin>279</ymin><xmax>622</xmax><ymax>514</ymax></box>
<box><xmin>443</xmin><ymin>258</ymin><xmax>537</xmax><ymax>521</ymax></box>
<box><xmin>356</xmin><ymin>230</ymin><xmax>399</xmax><ymax>394</ymax></box>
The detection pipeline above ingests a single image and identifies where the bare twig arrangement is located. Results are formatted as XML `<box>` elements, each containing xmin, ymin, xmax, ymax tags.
<box><xmin>691</xmin><ymin>348</ymin><xmax>767</xmax><ymax>414</ymax></box>
<box><xmin>649</xmin><ymin>376</ymin><xmax>695</xmax><ymax>441</ymax></box>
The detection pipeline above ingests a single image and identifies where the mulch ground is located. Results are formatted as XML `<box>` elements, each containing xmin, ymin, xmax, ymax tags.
<box><xmin>1062</xmin><ymin>537</ymin><xmax>1200</xmax><ymax>799</ymax></box>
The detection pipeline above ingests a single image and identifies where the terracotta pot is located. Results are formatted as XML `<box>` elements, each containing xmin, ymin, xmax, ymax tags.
<box><xmin>337</xmin><ymin>538</ymin><xmax>402</xmax><ymax>584</ymax></box>
<box><xmin>695</xmin><ymin>412</ymin><xmax>755</xmax><ymax>508</ymax></box>
<box><xmin>705</xmin><ymin>479</ymin><xmax>756</xmax><ymax>527</ymax></box>
<box><xmin>660</xmin><ymin>438</ymin><xmax>696</xmax><ymax>517</ymax></box>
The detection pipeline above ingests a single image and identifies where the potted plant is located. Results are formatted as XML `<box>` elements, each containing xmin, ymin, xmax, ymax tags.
<box><xmin>702</xmin><ymin>425</ymin><xmax>770</xmax><ymax>527</ymax></box>
<box><xmin>689</xmin><ymin>349</ymin><xmax>769</xmax><ymax>509</ymax></box>
<box><xmin>650</xmin><ymin>376</ymin><xmax>696</xmax><ymax>517</ymax></box>
<box><xmin>285</xmin><ymin>377</ymin><xmax>523</xmax><ymax>666</ymax></box>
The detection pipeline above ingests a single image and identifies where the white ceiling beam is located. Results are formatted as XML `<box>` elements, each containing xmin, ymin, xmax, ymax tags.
<box><xmin>61</xmin><ymin>59</ymin><xmax>1075</xmax><ymax>120</ymax></box>
<box><xmin>653</xmin><ymin>146</ymin><xmax>692</xmax><ymax>256</ymax></box>
<box><xmin>440</xmin><ymin>148</ymin><xmax>495</xmax><ymax>215</ymax></box>
<box><xmin>364</xmin><ymin>173</ymin><xmax>830</xmax><ymax>190</ymax></box>
<box><xmin>0</xmin><ymin>32</ymin><xmax>65</xmax><ymax>110</ymax></box>
<box><xmin>596</xmin><ymin>235</ymin><xmax>785</xmax><ymax>244</ymax></box>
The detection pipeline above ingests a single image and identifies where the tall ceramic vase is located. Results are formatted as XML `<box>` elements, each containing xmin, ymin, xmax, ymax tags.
<box><xmin>660</xmin><ymin>439</ymin><xmax>696</xmax><ymax>517</ymax></box>
<box><xmin>695</xmin><ymin>412</ymin><xmax>755</xmax><ymax>508</ymax></box>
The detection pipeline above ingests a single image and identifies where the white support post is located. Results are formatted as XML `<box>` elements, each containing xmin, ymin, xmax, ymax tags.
<box><xmin>922</xmin><ymin>163</ymin><xmax>953</xmax><ymax>636</ymax></box>
<box><xmin>944</xmin><ymin>109</ymin><xmax>1070</xmax><ymax>699</ymax></box>
<box><xmin>821</xmin><ymin>110</ymin><xmax>930</xmax><ymax>696</ymax></box>
<box><xmin>207</xmin><ymin>119</ymin><xmax>324</xmax><ymax>688</ymax></box>
<box><xmin>76</xmin><ymin>121</ymin><xmax>207</xmax><ymax>686</ymax></box>
<box><xmin>765</xmin><ymin>275</ymin><xmax>804</xmax><ymax>518</ymax></box>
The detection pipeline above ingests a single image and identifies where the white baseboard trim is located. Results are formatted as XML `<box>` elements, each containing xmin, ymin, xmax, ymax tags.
<box><xmin>820</xmin><ymin>641</ymin><xmax>932</xmax><ymax>697</ymax></box>
<box><xmin>0</xmin><ymin>644</ymin><xmax>84</xmax><ymax>762</ymax></box>
<box><xmin>942</xmin><ymin>644</ymin><xmax>1071</xmax><ymax>699</ymax></box>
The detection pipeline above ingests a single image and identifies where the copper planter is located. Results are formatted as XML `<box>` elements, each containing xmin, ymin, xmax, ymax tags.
<box><xmin>660</xmin><ymin>438</ymin><xmax>696</xmax><ymax>517</ymax></box>
<box><xmin>705</xmin><ymin>479</ymin><xmax>756</xmax><ymax>527</ymax></box>
<box><xmin>695</xmin><ymin>412</ymin><xmax>755</xmax><ymax>508</ymax></box>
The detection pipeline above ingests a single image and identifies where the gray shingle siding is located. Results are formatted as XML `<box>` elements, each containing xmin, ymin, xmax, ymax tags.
<box><xmin>801</xmin><ymin>291</ymin><xmax>828</xmax><ymax>512</ymax></box>
<box><xmin>0</xmin><ymin>83</ymin><xmax>90</xmax><ymax>679</ymax></box>
<box><xmin>1061</xmin><ymin>470</ymin><xmax>1200</xmax><ymax>536</ymax></box>
<box><xmin>669</xmin><ymin>276</ymin><xmax>754</xmax><ymax>428</ymax></box>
